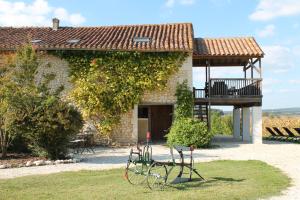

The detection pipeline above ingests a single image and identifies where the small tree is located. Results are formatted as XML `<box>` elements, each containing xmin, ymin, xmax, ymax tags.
<box><xmin>166</xmin><ymin>80</ymin><xmax>213</xmax><ymax>147</ymax></box>
<box><xmin>25</xmin><ymin>95</ymin><xmax>83</xmax><ymax>159</ymax></box>
<box><xmin>0</xmin><ymin>45</ymin><xmax>40</xmax><ymax>158</ymax></box>
<box><xmin>0</xmin><ymin>44</ymin><xmax>83</xmax><ymax>159</ymax></box>
<box><xmin>0</xmin><ymin>86</ymin><xmax>37</xmax><ymax>158</ymax></box>
<box><xmin>0</xmin><ymin>87</ymin><xmax>15</xmax><ymax>158</ymax></box>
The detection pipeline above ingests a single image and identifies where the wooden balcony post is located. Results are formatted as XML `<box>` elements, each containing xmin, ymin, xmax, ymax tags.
<box><xmin>193</xmin><ymin>87</ymin><xmax>195</xmax><ymax>98</ymax></box>
<box><xmin>207</xmin><ymin>60</ymin><xmax>211</xmax><ymax>131</ymax></box>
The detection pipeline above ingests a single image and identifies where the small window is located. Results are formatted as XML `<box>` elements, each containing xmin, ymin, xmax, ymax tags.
<box><xmin>138</xmin><ymin>107</ymin><xmax>149</xmax><ymax>118</ymax></box>
<box><xmin>31</xmin><ymin>39</ymin><xmax>42</xmax><ymax>43</ymax></box>
<box><xmin>133</xmin><ymin>37</ymin><xmax>151</xmax><ymax>43</ymax></box>
<box><xmin>67</xmin><ymin>39</ymin><xmax>80</xmax><ymax>44</ymax></box>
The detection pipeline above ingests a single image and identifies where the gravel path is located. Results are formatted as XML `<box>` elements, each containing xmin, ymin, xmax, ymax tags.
<box><xmin>0</xmin><ymin>139</ymin><xmax>299</xmax><ymax>200</ymax></box>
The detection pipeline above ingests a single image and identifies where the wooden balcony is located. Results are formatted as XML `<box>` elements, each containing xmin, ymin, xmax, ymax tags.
<box><xmin>193</xmin><ymin>78</ymin><xmax>262</xmax><ymax>107</ymax></box>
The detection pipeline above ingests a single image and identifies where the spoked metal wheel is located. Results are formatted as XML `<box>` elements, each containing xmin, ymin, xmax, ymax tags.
<box><xmin>147</xmin><ymin>162</ymin><xmax>168</xmax><ymax>190</ymax></box>
<box><xmin>125</xmin><ymin>161</ymin><xmax>148</xmax><ymax>185</ymax></box>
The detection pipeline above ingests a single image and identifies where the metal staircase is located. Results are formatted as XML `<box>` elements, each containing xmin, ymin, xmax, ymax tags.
<box><xmin>193</xmin><ymin>103</ymin><xmax>209</xmax><ymax>126</ymax></box>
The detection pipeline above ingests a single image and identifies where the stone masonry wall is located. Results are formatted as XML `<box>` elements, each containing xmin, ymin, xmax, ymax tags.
<box><xmin>36</xmin><ymin>54</ymin><xmax>73</xmax><ymax>98</ymax></box>
<box><xmin>0</xmin><ymin>53</ymin><xmax>193</xmax><ymax>145</ymax></box>
<box><xmin>0</xmin><ymin>53</ymin><xmax>72</xmax><ymax>98</ymax></box>
<box><xmin>111</xmin><ymin>55</ymin><xmax>193</xmax><ymax>143</ymax></box>
<box><xmin>141</xmin><ymin>55</ymin><xmax>193</xmax><ymax>104</ymax></box>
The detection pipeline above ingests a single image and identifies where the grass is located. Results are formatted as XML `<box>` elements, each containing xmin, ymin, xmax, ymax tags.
<box><xmin>0</xmin><ymin>160</ymin><xmax>290</xmax><ymax>200</ymax></box>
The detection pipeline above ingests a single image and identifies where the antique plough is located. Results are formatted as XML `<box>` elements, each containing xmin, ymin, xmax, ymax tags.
<box><xmin>124</xmin><ymin>132</ymin><xmax>205</xmax><ymax>190</ymax></box>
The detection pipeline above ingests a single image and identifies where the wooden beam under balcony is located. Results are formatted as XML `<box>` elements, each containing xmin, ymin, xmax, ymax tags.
<box><xmin>194</xmin><ymin>96</ymin><xmax>262</xmax><ymax>107</ymax></box>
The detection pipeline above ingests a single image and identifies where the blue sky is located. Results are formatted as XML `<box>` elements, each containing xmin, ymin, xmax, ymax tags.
<box><xmin>1</xmin><ymin>0</ymin><xmax>300</xmax><ymax>110</ymax></box>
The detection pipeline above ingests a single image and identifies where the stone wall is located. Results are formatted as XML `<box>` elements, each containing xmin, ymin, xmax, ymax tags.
<box><xmin>141</xmin><ymin>55</ymin><xmax>193</xmax><ymax>104</ymax></box>
<box><xmin>0</xmin><ymin>53</ymin><xmax>72</xmax><ymax>98</ymax></box>
<box><xmin>111</xmin><ymin>55</ymin><xmax>193</xmax><ymax>143</ymax></box>
<box><xmin>111</xmin><ymin>108</ymin><xmax>137</xmax><ymax>145</ymax></box>
<box><xmin>0</xmin><ymin>53</ymin><xmax>193</xmax><ymax>145</ymax></box>
<box><xmin>36</xmin><ymin>54</ymin><xmax>73</xmax><ymax>98</ymax></box>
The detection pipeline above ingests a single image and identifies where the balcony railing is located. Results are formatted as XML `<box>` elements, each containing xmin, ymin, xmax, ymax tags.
<box><xmin>194</xmin><ymin>78</ymin><xmax>262</xmax><ymax>99</ymax></box>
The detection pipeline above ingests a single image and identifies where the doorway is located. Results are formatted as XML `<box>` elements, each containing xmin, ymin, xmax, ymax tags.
<box><xmin>138</xmin><ymin>105</ymin><xmax>173</xmax><ymax>142</ymax></box>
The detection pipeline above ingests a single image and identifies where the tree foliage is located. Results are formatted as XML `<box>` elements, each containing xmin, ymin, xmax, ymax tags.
<box><xmin>55</xmin><ymin>51</ymin><xmax>188</xmax><ymax>136</ymax></box>
<box><xmin>0</xmin><ymin>45</ymin><xmax>83</xmax><ymax>159</ymax></box>
<box><xmin>211</xmin><ymin>111</ymin><xmax>233</xmax><ymax>135</ymax></box>
<box><xmin>24</xmin><ymin>95</ymin><xmax>83</xmax><ymax>159</ymax></box>
<box><xmin>166</xmin><ymin>118</ymin><xmax>211</xmax><ymax>148</ymax></box>
<box><xmin>0</xmin><ymin>45</ymin><xmax>38</xmax><ymax>158</ymax></box>
<box><xmin>174</xmin><ymin>80</ymin><xmax>193</xmax><ymax>119</ymax></box>
<box><xmin>166</xmin><ymin>81</ymin><xmax>212</xmax><ymax>147</ymax></box>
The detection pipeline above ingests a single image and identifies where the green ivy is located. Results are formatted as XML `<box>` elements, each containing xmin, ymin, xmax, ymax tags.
<box><xmin>174</xmin><ymin>80</ymin><xmax>194</xmax><ymax>119</ymax></box>
<box><xmin>54</xmin><ymin>51</ymin><xmax>188</xmax><ymax>136</ymax></box>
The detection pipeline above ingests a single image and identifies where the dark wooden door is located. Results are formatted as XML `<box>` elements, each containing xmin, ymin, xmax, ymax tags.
<box><xmin>150</xmin><ymin>105</ymin><xmax>173</xmax><ymax>141</ymax></box>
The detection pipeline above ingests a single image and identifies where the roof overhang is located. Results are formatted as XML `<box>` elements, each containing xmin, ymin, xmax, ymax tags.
<box><xmin>193</xmin><ymin>55</ymin><xmax>262</xmax><ymax>67</ymax></box>
<box><xmin>193</xmin><ymin>37</ymin><xmax>264</xmax><ymax>67</ymax></box>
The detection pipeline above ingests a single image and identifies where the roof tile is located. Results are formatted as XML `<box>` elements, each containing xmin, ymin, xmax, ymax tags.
<box><xmin>0</xmin><ymin>23</ymin><xmax>193</xmax><ymax>52</ymax></box>
<box><xmin>194</xmin><ymin>37</ymin><xmax>264</xmax><ymax>57</ymax></box>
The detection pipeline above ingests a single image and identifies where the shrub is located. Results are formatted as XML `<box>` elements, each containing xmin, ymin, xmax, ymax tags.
<box><xmin>166</xmin><ymin>118</ymin><xmax>212</xmax><ymax>148</ymax></box>
<box><xmin>174</xmin><ymin>80</ymin><xmax>193</xmax><ymax>119</ymax></box>
<box><xmin>211</xmin><ymin>111</ymin><xmax>233</xmax><ymax>135</ymax></box>
<box><xmin>166</xmin><ymin>81</ymin><xmax>212</xmax><ymax>147</ymax></box>
<box><xmin>25</xmin><ymin>96</ymin><xmax>83</xmax><ymax>160</ymax></box>
<box><xmin>1</xmin><ymin>44</ymin><xmax>84</xmax><ymax>159</ymax></box>
<box><xmin>0</xmin><ymin>88</ymin><xmax>36</xmax><ymax>157</ymax></box>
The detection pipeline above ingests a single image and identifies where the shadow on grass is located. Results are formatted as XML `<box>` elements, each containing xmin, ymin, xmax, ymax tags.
<box><xmin>168</xmin><ymin>176</ymin><xmax>245</xmax><ymax>191</ymax></box>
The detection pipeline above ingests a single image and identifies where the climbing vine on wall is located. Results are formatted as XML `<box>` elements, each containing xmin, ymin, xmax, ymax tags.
<box><xmin>54</xmin><ymin>51</ymin><xmax>188</xmax><ymax>136</ymax></box>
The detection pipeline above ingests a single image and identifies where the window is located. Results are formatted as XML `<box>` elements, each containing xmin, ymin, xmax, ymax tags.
<box><xmin>138</xmin><ymin>107</ymin><xmax>149</xmax><ymax>118</ymax></box>
<box><xmin>133</xmin><ymin>37</ymin><xmax>151</xmax><ymax>43</ymax></box>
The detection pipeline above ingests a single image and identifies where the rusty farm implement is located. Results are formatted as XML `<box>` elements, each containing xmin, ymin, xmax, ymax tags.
<box><xmin>124</xmin><ymin>132</ymin><xmax>205</xmax><ymax>190</ymax></box>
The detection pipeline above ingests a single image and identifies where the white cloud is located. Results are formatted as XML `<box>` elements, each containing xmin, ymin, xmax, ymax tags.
<box><xmin>257</xmin><ymin>24</ymin><xmax>275</xmax><ymax>38</ymax></box>
<box><xmin>292</xmin><ymin>45</ymin><xmax>300</xmax><ymax>56</ymax></box>
<box><xmin>165</xmin><ymin>0</ymin><xmax>175</xmax><ymax>7</ymax></box>
<box><xmin>164</xmin><ymin>0</ymin><xmax>195</xmax><ymax>8</ymax></box>
<box><xmin>249</xmin><ymin>0</ymin><xmax>300</xmax><ymax>21</ymax></box>
<box><xmin>262</xmin><ymin>45</ymin><xmax>294</xmax><ymax>73</ymax></box>
<box><xmin>180</xmin><ymin>0</ymin><xmax>195</xmax><ymax>5</ymax></box>
<box><xmin>262</xmin><ymin>78</ymin><xmax>281</xmax><ymax>94</ymax></box>
<box><xmin>278</xmin><ymin>88</ymin><xmax>297</xmax><ymax>93</ymax></box>
<box><xmin>263</xmin><ymin>78</ymin><xmax>281</xmax><ymax>86</ymax></box>
<box><xmin>289</xmin><ymin>80</ymin><xmax>300</xmax><ymax>84</ymax></box>
<box><xmin>0</xmin><ymin>0</ymin><xmax>85</xmax><ymax>27</ymax></box>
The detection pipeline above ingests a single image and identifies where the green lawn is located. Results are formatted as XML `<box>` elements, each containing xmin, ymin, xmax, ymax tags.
<box><xmin>0</xmin><ymin>160</ymin><xmax>290</xmax><ymax>200</ymax></box>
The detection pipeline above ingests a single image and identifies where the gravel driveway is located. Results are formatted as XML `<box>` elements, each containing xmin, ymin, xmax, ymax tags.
<box><xmin>0</xmin><ymin>138</ymin><xmax>299</xmax><ymax>200</ymax></box>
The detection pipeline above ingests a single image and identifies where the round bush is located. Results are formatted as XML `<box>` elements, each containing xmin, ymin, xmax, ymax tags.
<box><xmin>166</xmin><ymin>118</ymin><xmax>212</xmax><ymax>148</ymax></box>
<box><xmin>25</xmin><ymin>96</ymin><xmax>83</xmax><ymax>160</ymax></box>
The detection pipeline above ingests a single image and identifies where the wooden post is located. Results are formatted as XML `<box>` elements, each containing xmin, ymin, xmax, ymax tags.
<box><xmin>205</xmin><ymin>65</ymin><xmax>208</xmax><ymax>83</ymax></box>
<box><xmin>259</xmin><ymin>58</ymin><xmax>262</xmax><ymax>79</ymax></box>
<box><xmin>251</xmin><ymin>58</ymin><xmax>254</xmax><ymax>79</ymax></box>
<box><xmin>207</xmin><ymin>60</ymin><xmax>211</xmax><ymax>131</ymax></box>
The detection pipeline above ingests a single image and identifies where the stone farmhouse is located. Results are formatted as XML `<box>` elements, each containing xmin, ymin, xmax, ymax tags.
<box><xmin>0</xmin><ymin>19</ymin><xmax>264</xmax><ymax>144</ymax></box>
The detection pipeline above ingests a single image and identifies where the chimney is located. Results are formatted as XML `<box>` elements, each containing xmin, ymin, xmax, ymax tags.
<box><xmin>52</xmin><ymin>18</ymin><xmax>59</xmax><ymax>31</ymax></box>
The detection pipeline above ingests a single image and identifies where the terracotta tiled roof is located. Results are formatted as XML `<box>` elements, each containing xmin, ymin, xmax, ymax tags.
<box><xmin>193</xmin><ymin>37</ymin><xmax>264</xmax><ymax>57</ymax></box>
<box><xmin>0</xmin><ymin>23</ymin><xmax>194</xmax><ymax>52</ymax></box>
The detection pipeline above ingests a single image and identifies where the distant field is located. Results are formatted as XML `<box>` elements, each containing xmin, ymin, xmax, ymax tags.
<box><xmin>263</xmin><ymin>107</ymin><xmax>300</xmax><ymax>116</ymax></box>
<box><xmin>263</xmin><ymin>116</ymin><xmax>300</xmax><ymax>137</ymax></box>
